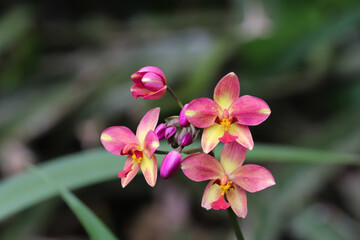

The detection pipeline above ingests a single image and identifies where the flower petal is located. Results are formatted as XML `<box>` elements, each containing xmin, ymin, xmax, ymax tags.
<box><xmin>227</xmin><ymin>123</ymin><xmax>254</xmax><ymax>150</ymax></box>
<box><xmin>213</xmin><ymin>72</ymin><xmax>240</xmax><ymax>109</ymax></box>
<box><xmin>231</xmin><ymin>164</ymin><xmax>275</xmax><ymax>193</ymax></box>
<box><xmin>140</xmin><ymin>154</ymin><xmax>158</xmax><ymax>187</ymax></box>
<box><xmin>101</xmin><ymin>126</ymin><xmax>138</xmax><ymax>156</ymax></box>
<box><xmin>138</xmin><ymin>66</ymin><xmax>166</xmax><ymax>84</ymax></box>
<box><xmin>141</xmin><ymin>72</ymin><xmax>165</xmax><ymax>91</ymax></box>
<box><xmin>226</xmin><ymin>185</ymin><xmax>247</xmax><ymax>218</ymax></box>
<box><xmin>143</xmin><ymin>130</ymin><xmax>160</xmax><ymax>158</ymax></box>
<box><xmin>185</xmin><ymin>98</ymin><xmax>222</xmax><ymax>128</ymax></box>
<box><xmin>121</xmin><ymin>156</ymin><xmax>141</xmax><ymax>188</ymax></box>
<box><xmin>131</xmin><ymin>72</ymin><xmax>145</xmax><ymax>86</ymax></box>
<box><xmin>201</xmin><ymin>180</ymin><xmax>222</xmax><ymax>210</ymax></box>
<box><xmin>131</xmin><ymin>84</ymin><xmax>152</xmax><ymax>99</ymax></box>
<box><xmin>211</xmin><ymin>194</ymin><xmax>230</xmax><ymax>210</ymax></box>
<box><xmin>142</xmin><ymin>86</ymin><xmax>167</xmax><ymax>100</ymax></box>
<box><xmin>181</xmin><ymin>153</ymin><xmax>224</xmax><ymax>182</ymax></box>
<box><xmin>136</xmin><ymin>108</ymin><xmax>160</xmax><ymax>146</ymax></box>
<box><xmin>229</xmin><ymin>95</ymin><xmax>271</xmax><ymax>126</ymax></box>
<box><xmin>220</xmin><ymin>142</ymin><xmax>247</xmax><ymax>175</ymax></box>
<box><xmin>218</xmin><ymin>130</ymin><xmax>238</xmax><ymax>143</ymax></box>
<box><xmin>201</xmin><ymin>124</ymin><xmax>225</xmax><ymax>153</ymax></box>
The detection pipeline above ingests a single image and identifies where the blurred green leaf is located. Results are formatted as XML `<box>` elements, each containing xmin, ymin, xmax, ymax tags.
<box><xmin>28</xmin><ymin>164</ymin><xmax>118</xmax><ymax>240</ymax></box>
<box><xmin>0</xmin><ymin>144</ymin><xmax>358</xmax><ymax>222</ymax></box>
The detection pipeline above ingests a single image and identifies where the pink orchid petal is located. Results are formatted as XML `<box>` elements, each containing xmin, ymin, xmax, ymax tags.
<box><xmin>201</xmin><ymin>180</ymin><xmax>222</xmax><ymax>210</ymax></box>
<box><xmin>220</xmin><ymin>142</ymin><xmax>247</xmax><ymax>175</ymax></box>
<box><xmin>181</xmin><ymin>153</ymin><xmax>225</xmax><ymax>182</ymax></box>
<box><xmin>231</xmin><ymin>164</ymin><xmax>276</xmax><ymax>193</ymax></box>
<box><xmin>121</xmin><ymin>156</ymin><xmax>141</xmax><ymax>188</ymax></box>
<box><xmin>131</xmin><ymin>84</ymin><xmax>152</xmax><ymax>99</ymax></box>
<box><xmin>140</xmin><ymin>154</ymin><xmax>158</xmax><ymax>187</ymax></box>
<box><xmin>131</xmin><ymin>72</ymin><xmax>146</xmax><ymax>86</ymax></box>
<box><xmin>213</xmin><ymin>72</ymin><xmax>240</xmax><ymax>109</ymax></box>
<box><xmin>136</xmin><ymin>108</ymin><xmax>160</xmax><ymax>146</ymax></box>
<box><xmin>101</xmin><ymin>126</ymin><xmax>138</xmax><ymax>156</ymax></box>
<box><xmin>121</xmin><ymin>143</ymin><xmax>141</xmax><ymax>155</ymax></box>
<box><xmin>138</xmin><ymin>66</ymin><xmax>166</xmax><ymax>84</ymax></box>
<box><xmin>201</xmin><ymin>124</ymin><xmax>225</xmax><ymax>153</ymax></box>
<box><xmin>141</xmin><ymin>72</ymin><xmax>165</xmax><ymax>91</ymax></box>
<box><xmin>211</xmin><ymin>194</ymin><xmax>230</xmax><ymax>210</ymax></box>
<box><xmin>143</xmin><ymin>130</ymin><xmax>160</xmax><ymax>158</ymax></box>
<box><xmin>218</xmin><ymin>130</ymin><xmax>238</xmax><ymax>143</ymax></box>
<box><xmin>142</xmin><ymin>86</ymin><xmax>167</xmax><ymax>100</ymax></box>
<box><xmin>226</xmin><ymin>185</ymin><xmax>247</xmax><ymax>218</ymax></box>
<box><xmin>229</xmin><ymin>95</ymin><xmax>271</xmax><ymax>126</ymax></box>
<box><xmin>118</xmin><ymin>163</ymin><xmax>133</xmax><ymax>178</ymax></box>
<box><xmin>185</xmin><ymin>98</ymin><xmax>222</xmax><ymax>128</ymax></box>
<box><xmin>227</xmin><ymin>123</ymin><xmax>254</xmax><ymax>150</ymax></box>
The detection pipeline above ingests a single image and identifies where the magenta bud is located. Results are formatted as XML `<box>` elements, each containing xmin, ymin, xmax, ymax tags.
<box><xmin>179</xmin><ymin>104</ymin><xmax>190</xmax><ymax>127</ymax></box>
<box><xmin>160</xmin><ymin>151</ymin><xmax>182</xmax><ymax>179</ymax></box>
<box><xmin>154</xmin><ymin>123</ymin><xmax>166</xmax><ymax>140</ymax></box>
<box><xmin>165</xmin><ymin>126</ymin><xmax>176</xmax><ymax>139</ymax></box>
<box><xmin>180</xmin><ymin>132</ymin><xmax>193</xmax><ymax>147</ymax></box>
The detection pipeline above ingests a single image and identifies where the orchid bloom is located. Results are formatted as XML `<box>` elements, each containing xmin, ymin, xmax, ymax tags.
<box><xmin>131</xmin><ymin>66</ymin><xmax>167</xmax><ymax>100</ymax></box>
<box><xmin>185</xmin><ymin>72</ymin><xmax>271</xmax><ymax>153</ymax></box>
<box><xmin>100</xmin><ymin>108</ymin><xmax>160</xmax><ymax>187</ymax></box>
<box><xmin>181</xmin><ymin>142</ymin><xmax>275</xmax><ymax>218</ymax></box>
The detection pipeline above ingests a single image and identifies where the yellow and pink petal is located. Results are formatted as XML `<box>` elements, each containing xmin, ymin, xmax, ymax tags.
<box><xmin>181</xmin><ymin>153</ymin><xmax>225</xmax><ymax>182</ymax></box>
<box><xmin>211</xmin><ymin>194</ymin><xmax>230</xmax><ymax>210</ymax></box>
<box><xmin>229</xmin><ymin>95</ymin><xmax>271</xmax><ymax>126</ymax></box>
<box><xmin>201</xmin><ymin>124</ymin><xmax>225</xmax><ymax>153</ymax></box>
<box><xmin>220</xmin><ymin>142</ymin><xmax>247</xmax><ymax>175</ymax></box>
<box><xmin>185</xmin><ymin>98</ymin><xmax>222</xmax><ymax>128</ymax></box>
<box><xmin>142</xmin><ymin>86</ymin><xmax>167</xmax><ymax>100</ymax></box>
<box><xmin>227</xmin><ymin>123</ymin><xmax>254</xmax><ymax>150</ymax></box>
<box><xmin>121</xmin><ymin>156</ymin><xmax>141</xmax><ymax>188</ymax></box>
<box><xmin>140</xmin><ymin>154</ymin><xmax>158</xmax><ymax>187</ymax></box>
<box><xmin>138</xmin><ymin>66</ymin><xmax>166</xmax><ymax>84</ymax></box>
<box><xmin>201</xmin><ymin>180</ymin><xmax>222</xmax><ymax>210</ymax></box>
<box><xmin>213</xmin><ymin>72</ymin><xmax>240</xmax><ymax>110</ymax></box>
<box><xmin>231</xmin><ymin>164</ymin><xmax>275</xmax><ymax>193</ymax></box>
<box><xmin>100</xmin><ymin>126</ymin><xmax>138</xmax><ymax>156</ymax></box>
<box><xmin>143</xmin><ymin>130</ymin><xmax>160</xmax><ymax>158</ymax></box>
<box><xmin>226</xmin><ymin>185</ymin><xmax>247</xmax><ymax>218</ymax></box>
<box><xmin>136</xmin><ymin>108</ymin><xmax>160</xmax><ymax>146</ymax></box>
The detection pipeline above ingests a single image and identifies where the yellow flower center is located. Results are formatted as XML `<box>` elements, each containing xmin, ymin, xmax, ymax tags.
<box><xmin>220</xmin><ymin>181</ymin><xmax>233</xmax><ymax>195</ymax></box>
<box><xmin>220</xmin><ymin>118</ymin><xmax>232</xmax><ymax>130</ymax></box>
<box><xmin>131</xmin><ymin>152</ymin><xmax>143</xmax><ymax>163</ymax></box>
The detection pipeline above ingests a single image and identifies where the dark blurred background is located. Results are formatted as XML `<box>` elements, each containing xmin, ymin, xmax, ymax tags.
<box><xmin>1</xmin><ymin>0</ymin><xmax>360</xmax><ymax>239</ymax></box>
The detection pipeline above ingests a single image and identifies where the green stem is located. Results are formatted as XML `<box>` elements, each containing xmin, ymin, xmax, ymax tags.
<box><xmin>181</xmin><ymin>147</ymin><xmax>203</xmax><ymax>154</ymax></box>
<box><xmin>167</xmin><ymin>86</ymin><xmax>184</xmax><ymax>109</ymax></box>
<box><xmin>227</xmin><ymin>208</ymin><xmax>245</xmax><ymax>240</ymax></box>
<box><xmin>155</xmin><ymin>150</ymin><xmax>170</xmax><ymax>155</ymax></box>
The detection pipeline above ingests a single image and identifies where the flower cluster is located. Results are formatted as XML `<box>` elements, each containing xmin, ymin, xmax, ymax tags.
<box><xmin>100</xmin><ymin>66</ymin><xmax>275</xmax><ymax>218</ymax></box>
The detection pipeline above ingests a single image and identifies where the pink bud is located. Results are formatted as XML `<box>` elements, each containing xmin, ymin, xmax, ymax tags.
<box><xmin>179</xmin><ymin>104</ymin><xmax>190</xmax><ymax>127</ymax></box>
<box><xmin>180</xmin><ymin>132</ymin><xmax>193</xmax><ymax>147</ymax></box>
<box><xmin>160</xmin><ymin>151</ymin><xmax>182</xmax><ymax>179</ymax></box>
<box><xmin>165</xmin><ymin>126</ymin><xmax>176</xmax><ymax>139</ymax></box>
<box><xmin>154</xmin><ymin>123</ymin><xmax>166</xmax><ymax>140</ymax></box>
<box><xmin>130</xmin><ymin>66</ymin><xmax>167</xmax><ymax>100</ymax></box>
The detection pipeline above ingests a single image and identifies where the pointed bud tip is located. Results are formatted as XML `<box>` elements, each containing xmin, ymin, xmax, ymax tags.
<box><xmin>160</xmin><ymin>151</ymin><xmax>182</xmax><ymax>179</ymax></box>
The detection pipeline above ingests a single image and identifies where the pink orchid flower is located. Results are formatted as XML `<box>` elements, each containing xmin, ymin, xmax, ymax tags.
<box><xmin>100</xmin><ymin>108</ymin><xmax>160</xmax><ymax>187</ymax></box>
<box><xmin>181</xmin><ymin>142</ymin><xmax>275</xmax><ymax>218</ymax></box>
<box><xmin>185</xmin><ymin>72</ymin><xmax>271</xmax><ymax>153</ymax></box>
<box><xmin>131</xmin><ymin>66</ymin><xmax>167</xmax><ymax>100</ymax></box>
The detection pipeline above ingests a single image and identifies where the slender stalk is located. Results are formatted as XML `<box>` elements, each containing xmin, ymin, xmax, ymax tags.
<box><xmin>227</xmin><ymin>208</ymin><xmax>245</xmax><ymax>240</ymax></box>
<box><xmin>155</xmin><ymin>150</ymin><xmax>170</xmax><ymax>155</ymax></box>
<box><xmin>181</xmin><ymin>147</ymin><xmax>203</xmax><ymax>154</ymax></box>
<box><xmin>167</xmin><ymin>86</ymin><xmax>184</xmax><ymax>109</ymax></box>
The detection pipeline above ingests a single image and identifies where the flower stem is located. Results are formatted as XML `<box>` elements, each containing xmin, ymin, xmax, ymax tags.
<box><xmin>181</xmin><ymin>147</ymin><xmax>203</xmax><ymax>154</ymax></box>
<box><xmin>155</xmin><ymin>150</ymin><xmax>170</xmax><ymax>155</ymax></box>
<box><xmin>167</xmin><ymin>86</ymin><xmax>184</xmax><ymax>109</ymax></box>
<box><xmin>227</xmin><ymin>208</ymin><xmax>245</xmax><ymax>240</ymax></box>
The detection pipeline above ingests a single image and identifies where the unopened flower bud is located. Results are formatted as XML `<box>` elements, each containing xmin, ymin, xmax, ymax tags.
<box><xmin>180</xmin><ymin>132</ymin><xmax>193</xmax><ymax>147</ymax></box>
<box><xmin>179</xmin><ymin>104</ymin><xmax>190</xmax><ymax>127</ymax></box>
<box><xmin>154</xmin><ymin>123</ymin><xmax>166</xmax><ymax>140</ymax></box>
<box><xmin>160</xmin><ymin>151</ymin><xmax>182</xmax><ymax>179</ymax></box>
<box><xmin>165</xmin><ymin>126</ymin><xmax>176</xmax><ymax>139</ymax></box>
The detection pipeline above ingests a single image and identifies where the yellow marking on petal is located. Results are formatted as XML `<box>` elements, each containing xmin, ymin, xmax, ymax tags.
<box><xmin>220</xmin><ymin>182</ymin><xmax>233</xmax><ymax>195</ymax></box>
<box><xmin>152</xmin><ymin>141</ymin><xmax>160</xmax><ymax>148</ymax></box>
<box><xmin>132</xmin><ymin>154</ymin><xmax>143</xmax><ymax>163</ymax></box>
<box><xmin>259</xmin><ymin>108</ymin><xmax>271</xmax><ymax>114</ymax></box>
<box><xmin>185</xmin><ymin>110</ymin><xmax>196</xmax><ymax>117</ymax></box>
<box><xmin>101</xmin><ymin>134</ymin><xmax>112</xmax><ymax>141</ymax></box>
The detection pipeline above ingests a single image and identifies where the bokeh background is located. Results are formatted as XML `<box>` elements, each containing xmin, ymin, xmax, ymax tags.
<box><xmin>1</xmin><ymin>0</ymin><xmax>360</xmax><ymax>239</ymax></box>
